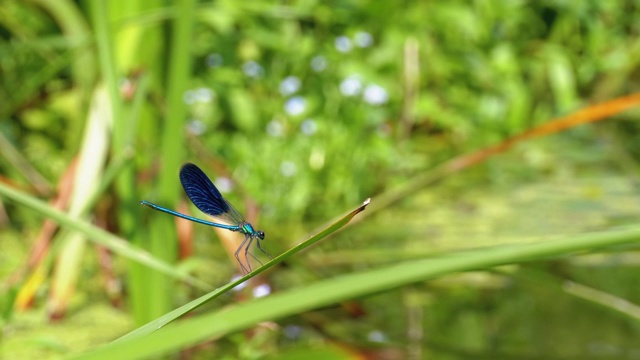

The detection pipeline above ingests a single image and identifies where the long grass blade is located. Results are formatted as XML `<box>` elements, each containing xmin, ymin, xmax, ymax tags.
<box><xmin>72</xmin><ymin>223</ymin><xmax>640</xmax><ymax>360</ymax></box>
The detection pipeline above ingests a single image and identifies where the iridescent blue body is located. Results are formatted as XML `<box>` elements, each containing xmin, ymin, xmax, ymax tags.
<box><xmin>140</xmin><ymin>163</ymin><xmax>271</xmax><ymax>273</ymax></box>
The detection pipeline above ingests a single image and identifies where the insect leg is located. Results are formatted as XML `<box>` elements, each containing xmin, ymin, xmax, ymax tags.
<box><xmin>256</xmin><ymin>239</ymin><xmax>273</xmax><ymax>260</ymax></box>
<box><xmin>234</xmin><ymin>235</ymin><xmax>250</xmax><ymax>274</ymax></box>
<box><xmin>244</xmin><ymin>235</ymin><xmax>256</xmax><ymax>271</ymax></box>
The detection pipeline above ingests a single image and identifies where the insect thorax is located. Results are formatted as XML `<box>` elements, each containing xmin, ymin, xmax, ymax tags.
<box><xmin>241</xmin><ymin>223</ymin><xmax>255</xmax><ymax>235</ymax></box>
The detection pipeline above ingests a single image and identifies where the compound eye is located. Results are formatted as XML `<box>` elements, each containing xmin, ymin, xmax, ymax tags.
<box><xmin>257</xmin><ymin>231</ymin><xmax>265</xmax><ymax>240</ymax></box>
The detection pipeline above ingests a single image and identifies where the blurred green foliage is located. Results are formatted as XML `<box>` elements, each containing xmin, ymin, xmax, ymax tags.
<box><xmin>3</xmin><ymin>1</ymin><xmax>640</xmax><ymax>222</ymax></box>
<box><xmin>2</xmin><ymin>0</ymin><xmax>640</xmax><ymax>358</ymax></box>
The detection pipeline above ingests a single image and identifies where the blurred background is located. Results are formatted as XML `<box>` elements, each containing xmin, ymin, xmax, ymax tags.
<box><xmin>2</xmin><ymin>1</ymin><xmax>640</xmax><ymax>359</ymax></box>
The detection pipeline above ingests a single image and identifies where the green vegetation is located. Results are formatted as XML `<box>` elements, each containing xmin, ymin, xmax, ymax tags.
<box><xmin>2</xmin><ymin>1</ymin><xmax>640</xmax><ymax>359</ymax></box>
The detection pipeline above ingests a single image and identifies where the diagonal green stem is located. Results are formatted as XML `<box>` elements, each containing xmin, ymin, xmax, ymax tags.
<box><xmin>109</xmin><ymin>198</ymin><xmax>371</xmax><ymax>343</ymax></box>
<box><xmin>0</xmin><ymin>183</ymin><xmax>211</xmax><ymax>291</ymax></box>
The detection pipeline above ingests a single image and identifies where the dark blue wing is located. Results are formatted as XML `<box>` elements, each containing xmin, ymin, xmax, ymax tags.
<box><xmin>179</xmin><ymin>163</ymin><xmax>246</xmax><ymax>225</ymax></box>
